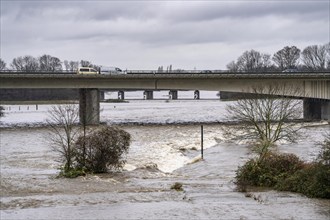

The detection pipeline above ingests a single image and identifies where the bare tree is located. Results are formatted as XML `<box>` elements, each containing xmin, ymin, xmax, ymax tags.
<box><xmin>301</xmin><ymin>44</ymin><xmax>327</xmax><ymax>71</ymax></box>
<box><xmin>237</xmin><ymin>50</ymin><xmax>262</xmax><ymax>71</ymax></box>
<box><xmin>260</xmin><ymin>53</ymin><xmax>276</xmax><ymax>71</ymax></box>
<box><xmin>47</xmin><ymin>104</ymin><xmax>80</xmax><ymax>172</ymax></box>
<box><xmin>0</xmin><ymin>58</ymin><xmax>6</xmax><ymax>70</ymax></box>
<box><xmin>11</xmin><ymin>55</ymin><xmax>39</xmax><ymax>71</ymax></box>
<box><xmin>39</xmin><ymin>54</ymin><xmax>62</xmax><ymax>72</ymax></box>
<box><xmin>46</xmin><ymin>103</ymin><xmax>103</xmax><ymax>176</ymax></box>
<box><xmin>225</xmin><ymin>84</ymin><xmax>303</xmax><ymax>159</ymax></box>
<box><xmin>157</xmin><ymin>66</ymin><xmax>164</xmax><ymax>73</ymax></box>
<box><xmin>326</xmin><ymin>42</ymin><xmax>330</xmax><ymax>68</ymax></box>
<box><xmin>226</xmin><ymin>61</ymin><xmax>239</xmax><ymax>72</ymax></box>
<box><xmin>227</xmin><ymin>50</ymin><xmax>273</xmax><ymax>72</ymax></box>
<box><xmin>80</xmin><ymin>60</ymin><xmax>99</xmax><ymax>71</ymax></box>
<box><xmin>64</xmin><ymin>60</ymin><xmax>79</xmax><ymax>71</ymax></box>
<box><xmin>272</xmin><ymin>46</ymin><xmax>301</xmax><ymax>70</ymax></box>
<box><xmin>80</xmin><ymin>60</ymin><xmax>93</xmax><ymax>67</ymax></box>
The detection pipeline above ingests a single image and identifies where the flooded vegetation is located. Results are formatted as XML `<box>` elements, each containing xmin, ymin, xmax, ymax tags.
<box><xmin>1</xmin><ymin>99</ymin><xmax>329</xmax><ymax>219</ymax></box>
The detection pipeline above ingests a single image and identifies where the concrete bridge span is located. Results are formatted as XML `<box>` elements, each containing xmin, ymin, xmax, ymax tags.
<box><xmin>0</xmin><ymin>73</ymin><xmax>329</xmax><ymax>99</ymax></box>
<box><xmin>0</xmin><ymin>72</ymin><xmax>329</xmax><ymax>124</ymax></box>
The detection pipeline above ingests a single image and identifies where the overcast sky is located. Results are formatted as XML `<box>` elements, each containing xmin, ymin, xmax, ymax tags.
<box><xmin>1</xmin><ymin>0</ymin><xmax>329</xmax><ymax>70</ymax></box>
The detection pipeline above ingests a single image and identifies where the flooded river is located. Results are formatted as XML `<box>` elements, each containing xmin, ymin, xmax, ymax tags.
<box><xmin>1</xmin><ymin>98</ymin><xmax>329</xmax><ymax>219</ymax></box>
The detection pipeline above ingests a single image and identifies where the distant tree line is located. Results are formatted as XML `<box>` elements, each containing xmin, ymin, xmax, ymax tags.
<box><xmin>0</xmin><ymin>42</ymin><xmax>329</xmax><ymax>72</ymax></box>
<box><xmin>227</xmin><ymin>42</ymin><xmax>330</xmax><ymax>72</ymax></box>
<box><xmin>0</xmin><ymin>54</ymin><xmax>99</xmax><ymax>72</ymax></box>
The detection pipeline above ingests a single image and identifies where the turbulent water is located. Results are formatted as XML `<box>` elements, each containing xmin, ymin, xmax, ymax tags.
<box><xmin>1</xmin><ymin>95</ymin><xmax>329</xmax><ymax>219</ymax></box>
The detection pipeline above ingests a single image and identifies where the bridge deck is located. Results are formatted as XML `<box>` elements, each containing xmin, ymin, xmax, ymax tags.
<box><xmin>1</xmin><ymin>72</ymin><xmax>329</xmax><ymax>100</ymax></box>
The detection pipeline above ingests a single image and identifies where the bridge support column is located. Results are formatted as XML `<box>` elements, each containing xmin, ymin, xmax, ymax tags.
<box><xmin>303</xmin><ymin>98</ymin><xmax>330</xmax><ymax>121</ymax></box>
<box><xmin>118</xmin><ymin>91</ymin><xmax>125</xmax><ymax>100</ymax></box>
<box><xmin>321</xmin><ymin>100</ymin><xmax>330</xmax><ymax>121</ymax></box>
<box><xmin>79</xmin><ymin>89</ymin><xmax>100</xmax><ymax>125</ymax></box>
<box><xmin>143</xmin><ymin>90</ymin><xmax>154</xmax><ymax>100</ymax></box>
<box><xmin>194</xmin><ymin>90</ymin><xmax>200</xmax><ymax>100</ymax></box>
<box><xmin>169</xmin><ymin>90</ymin><xmax>178</xmax><ymax>100</ymax></box>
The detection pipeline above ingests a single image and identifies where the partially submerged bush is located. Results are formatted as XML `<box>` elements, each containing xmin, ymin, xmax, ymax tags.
<box><xmin>236</xmin><ymin>145</ymin><xmax>330</xmax><ymax>199</ymax></box>
<box><xmin>277</xmin><ymin>133</ymin><xmax>330</xmax><ymax>198</ymax></box>
<box><xmin>75</xmin><ymin>126</ymin><xmax>131</xmax><ymax>173</ymax></box>
<box><xmin>276</xmin><ymin>162</ymin><xmax>330</xmax><ymax>198</ymax></box>
<box><xmin>58</xmin><ymin>167</ymin><xmax>87</xmax><ymax>178</ymax></box>
<box><xmin>171</xmin><ymin>182</ymin><xmax>183</xmax><ymax>191</ymax></box>
<box><xmin>236</xmin><ymin>152</ymin><xmax>304</xmax><ymax>188</ymax></box>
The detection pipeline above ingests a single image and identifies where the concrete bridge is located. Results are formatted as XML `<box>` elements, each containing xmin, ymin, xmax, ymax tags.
<box><xmin>0</xmin><ymin>71</ymin><xmax>329</xmax><ymax>124</ymax></box>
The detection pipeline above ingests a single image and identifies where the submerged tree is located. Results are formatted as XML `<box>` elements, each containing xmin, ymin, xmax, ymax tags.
<box><xmin>47</xmin><ymin>104</ymin><xmax>80</xmax><ymax>173</ymax></box>
<box><xmin>46</xmin><ymin>104</ymin><xmax>130</xmax><ymax>176</ymax></box>
<box><xmin>225</xmin><ymin>84</ymin><xmax>303</xmax><ymax>159</ymax></box>
<box><xmin>75</xmin><ymin>126</ymin><xmax>131</xmax><ymax>173</ymax></box>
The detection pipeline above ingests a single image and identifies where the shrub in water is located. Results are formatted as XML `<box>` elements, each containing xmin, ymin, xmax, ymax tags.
<box><xmin>276</xmin><ymin>162</ymin><xmax>330</xmax><ymax>198</ymax></box>
<box><xmin>75</xmin><ymin>126</ymin><xmax>131</xmax><ymax>173</ymax></box>
<box><xmin>171</xmin><ymin>182</ymin><xmax>183</xmax><ymax>191</ymax></box>
<box><xmin>58</xmin><ymin>167</ymin><xmax>87</xmax><ymax>178</ymax></box>
<box><xmin>236</xmin><ymin>152</ymin><xmax>304</xmax><ymax>188</ymax></box>
<box><xmin>275</xmin><ymin>134</ymin><xmax>330</xmax><ymax>199</ymax></box>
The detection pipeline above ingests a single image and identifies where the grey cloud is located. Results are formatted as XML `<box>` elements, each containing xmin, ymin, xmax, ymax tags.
<box><xmin>1</xmin><ymin>0</ymin><xmax>328</xmax><ymax>69</ymax></box>
<box><xmin>6</xmin><ymin>1</ymin><xmax>327</xmax><ymax>24</ymax></box>
<box><xmin>125</xmin><ymin>1</ymin><xmax>328</xmax><ymax>23</ymax></box>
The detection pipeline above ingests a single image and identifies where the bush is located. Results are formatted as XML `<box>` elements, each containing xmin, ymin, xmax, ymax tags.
<box><xmin>276</xmin><ymin>163</ymin><xmax>330</xmax><ymax>198</ymax></box>
<box><xmin>75</xmin><ymin>126</ymin><xmax>131</xmax><ymax>173</ymax></box>
<box><xmin>236</xmin><ymin>152</ymin><xmax>304</xmax><ymax>188</ymax></box>
<box><xmin>171</xmin><ymin>182</ymin><xmax>183</xmax><ymax>191</ymax></box>
<box><xmin>276</xmin><ymin>134</ymin><xmax>330</xmax><ymax>198</ymax></box>
<box><xmin>236</xmin><ymin>149</ymin><xmax>330</xmax><ymax>199</ymax></box>
<box><xmin>58</xmin><ymin>167</ymin><xmax>87</xmax><ymax>178</ymax></box>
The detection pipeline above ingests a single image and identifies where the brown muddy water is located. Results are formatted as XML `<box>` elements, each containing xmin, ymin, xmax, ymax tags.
<box><xmin>1</xmin><ymin>124</ymin><xmax>330</xmax><ymax>219</ymax></box>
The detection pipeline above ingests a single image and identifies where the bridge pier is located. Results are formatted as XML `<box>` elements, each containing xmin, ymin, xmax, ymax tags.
<box><xmin>143</xmin><ymin>90</ymin><xmax>154</xmax><ymax>100</ymax></box>
<box><xmin>303</xmin><ymin>98</ymin><xmax>330</xmax><ymax>121</ymax></box>
<box><xmin>169</xmin><ymin>90</ymin><xmax>178</xmax><ymax>100</ymax></box>
<box><xmin>79</xmin><ymin>89</ymin><xmax>100</xmax><ymax>125</ymax></box>
<box><xmin>321</xmin><ymin>101</ymin><xmax>330</xmax><ymax>121</ymax></box>
<box><xmin>194</xmin><ymin>90</ymin><xmax>200</xmax><ymax>100</ymax></box>
<box><xmin>118</xmin><ymin>91</ymin><xmax>125</xmax><ymax>100</ymax></box>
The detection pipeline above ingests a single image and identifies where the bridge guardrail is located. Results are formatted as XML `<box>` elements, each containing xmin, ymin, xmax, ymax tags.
<box><xmin>0</xmin><ymin>70</ymin><xmax>76</xmax><ymax>74</ymax></box>
<box><xmin>0</xmin><ymin>70</ymin><xmax>330</xmax><ymax>77</ymax></box>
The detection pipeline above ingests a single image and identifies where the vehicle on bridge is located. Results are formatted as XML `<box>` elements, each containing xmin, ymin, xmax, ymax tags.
<box><xmin>100</xmin><ymin>67</ymin><xmax>124</xmax><ymax>75</ymax></box>
<box><xmin>76</xmin><ymin>67</ymin><xmax>99</xmax><ymax>74</ymax></box>
<box><xmin>282</xmin><ymin>68</ymin><xmax>299</xmax><ymax>73</ymax></box>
